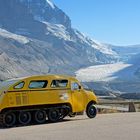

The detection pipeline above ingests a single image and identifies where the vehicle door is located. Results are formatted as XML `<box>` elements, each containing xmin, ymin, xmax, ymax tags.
<box><xmin>28</xmin><ymin>80</ymin><xmax>49</xmax><ymax>105</ymax></box>
<box><xmin>48</xmin><ymin>79</ymin><xmax>71</xmax><ymax>104</ymax></box>
<box><xmin>71</xmin><ymin>82</ymin><xmax>85</xmax><ymax>112</ymax></box>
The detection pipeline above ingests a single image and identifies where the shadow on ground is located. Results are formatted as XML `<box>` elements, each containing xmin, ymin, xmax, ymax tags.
<box><xmin>0</xmin><ymin>117</ymin><xmax>89</xmax><ymax>129</ymax></box>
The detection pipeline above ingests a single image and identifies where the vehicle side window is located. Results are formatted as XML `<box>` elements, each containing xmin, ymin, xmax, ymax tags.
<box><xmin>14</xmin><ymin>82</ymin><xmax>24</xmax><ymax>89</ymax></box>
<box><xmin>51</xmin><ymin>80</ymin><xmax>68</xmax><ymax>88</ymax></box>
<box><xmin>71</xmin><ymin>82</ymin><xmax>80</xmax><ymax>90</ymax></box>
<box><xmin>29</xmin><ymin>80</ymin><xmax>48</xmax><ymax>89</ymax></box>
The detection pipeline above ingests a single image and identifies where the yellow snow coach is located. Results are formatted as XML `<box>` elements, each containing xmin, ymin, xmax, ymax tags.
<box><xmin>0</xmin><ymin>75</ymin><xmax>97</xmax><ymax>127</ymax></box>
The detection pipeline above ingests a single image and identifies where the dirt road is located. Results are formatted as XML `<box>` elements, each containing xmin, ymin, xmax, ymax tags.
<box><xmin>0</xmin><ymin>113</ymin><xmax>140</xmax><ymax>140</ymax></box>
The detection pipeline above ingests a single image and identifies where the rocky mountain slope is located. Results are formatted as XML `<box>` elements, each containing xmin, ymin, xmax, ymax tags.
<box><xmin>0</xmin><ymin>0</ymin><xmax>118</xmax><ymax>80</ymax></box>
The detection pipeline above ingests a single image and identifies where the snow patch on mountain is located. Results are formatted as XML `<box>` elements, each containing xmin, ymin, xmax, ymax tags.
<box><xmin>76</xmin><ymin>63</ymin><xmax>133</xmax><ymax>82</ymax></box>
<box><xmin>20</xmin><ymin>0</ymin><xmax>55</xmax><ymax>9</ymax></box>
<box><xmin>44</xmin><ymin>22</ymin><xmax>71</xmax><ymax>41</ymax></box>
<box><xmin>46</xmin><ymin>0</ymin><xmax>55</xmax><ymax>9</ymax></box>
<box><xmin>0</xmin><ymin>28</ymin><xmax>29</xmax><ymax>44</ymax></box>
<box><xmin>92</xmin><ymin>40</ymin><xmax>118</xmax><ymax>55</ymax></box>
<box><xmin>73</xmin><ymin>30</ymin><xmax>118</xmax><ymax>56</ymax></box>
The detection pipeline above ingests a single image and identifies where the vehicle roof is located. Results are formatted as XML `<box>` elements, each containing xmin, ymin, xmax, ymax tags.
<box><xmin>11</xmin><ymin>74</ymin><xmax>77</xmax><ymax>81</ymax></box>
<box><xmin>0</xmin><ymin>75</ymin><xmax>78</xmax><ymax>92</ymax></box>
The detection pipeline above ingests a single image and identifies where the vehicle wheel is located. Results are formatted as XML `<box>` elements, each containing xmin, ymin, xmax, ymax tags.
<box><xmin>19</xmin><ymin>111</ymin><xmax>31</xmax><ymax>125</ymax></box>
<box><xmin>4</xmin><ymin>112</ymin><xmax>16</xmax><ymax>127</ymax></box>
<box><xmin>86</xmin><ymin>104</ymin><xmax>97</xmax><ymax>118</ymax></box>
<box><xmin>48</xmin><ymin>109</ymin><xmax>60</xmax><ymax>122</ymax></box>
<box><xmin>58</xmin><ymin>108</ymin><xmax>69</xmax><ymax>120</ymax></box>
<box><xmin>68</xmin><ymin>112</ymin><xmax>76</xmax><ymax>117</ymax></box>
<box><xmin>34</xmin><ymin>110</ymin><xmax>46</xmax><ymax>124</ymax></box>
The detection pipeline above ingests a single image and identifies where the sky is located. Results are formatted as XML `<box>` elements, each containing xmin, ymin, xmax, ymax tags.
<box><xmin>53</xmin><ymin>0</ymin><xmax>140</xmax><ymax>46</ymax></box>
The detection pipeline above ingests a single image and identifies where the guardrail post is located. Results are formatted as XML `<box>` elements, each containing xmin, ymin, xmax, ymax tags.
<box><xmin>128</xmin><ymin>102</ymin><xmax>136</xmax><ymax>112</ymax></box>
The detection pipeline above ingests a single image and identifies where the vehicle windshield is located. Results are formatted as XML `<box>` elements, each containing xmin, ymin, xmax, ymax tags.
<box><xmin>0</xmin><ymin>79</ymin><xmax>19</xmax><ymax>90</ymax></box>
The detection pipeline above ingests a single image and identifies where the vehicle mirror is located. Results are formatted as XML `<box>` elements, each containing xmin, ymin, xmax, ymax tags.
<box><xmin>79</xmin><ymin>85</ymin><xmax>81</xmax><ymax>89</ymax></box>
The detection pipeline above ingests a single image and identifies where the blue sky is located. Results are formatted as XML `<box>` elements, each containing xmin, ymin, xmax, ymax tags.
<box><xmin>53</xmin><ymin>0</ymin><xmax>140</xmax><ymax>45</ymax></box>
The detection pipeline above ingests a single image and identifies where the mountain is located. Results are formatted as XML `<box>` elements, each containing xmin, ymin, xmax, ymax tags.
<box><xmin>109</xmin><ymin>44</ymin><xmax>140</xmax><ymax>62</ymax></box>
<box><xmin>0</xmin><ymin>0</ymin><xmax>71</xmax><ymax>39</ymax></box>
<box><xmin>0</xmin><ymin>0</ymin><xmax>118</xmax><ymax>80</ymax></box>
